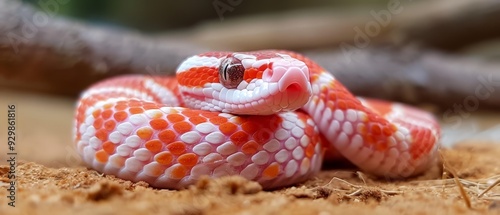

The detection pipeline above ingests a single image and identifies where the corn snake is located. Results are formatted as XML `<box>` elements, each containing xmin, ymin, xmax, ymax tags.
<box><xmin>74</xmin><ymin>50</ymin><xmax>440</xmax><ymax>189</ymax></box>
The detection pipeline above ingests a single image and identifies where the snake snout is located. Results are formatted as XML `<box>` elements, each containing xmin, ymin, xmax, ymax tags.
<box><xmin>278</xmin><ymin>67</ymin><xmax>311</xmax><ymax>93</ymax></box>
<box><xmin>263</xmin><ymin>60</ymin><xmax>311</xmax><ymax>94</ymax></box>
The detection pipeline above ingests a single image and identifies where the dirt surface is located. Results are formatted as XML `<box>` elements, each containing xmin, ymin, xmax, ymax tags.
<box><xmin>0</xmin><ymin>90</ymin><xmax>499</xmax><ymax>215</ymax></box>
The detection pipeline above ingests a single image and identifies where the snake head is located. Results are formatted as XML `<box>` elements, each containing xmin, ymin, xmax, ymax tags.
<box><xmin>176</xmin><ymin>50</ymin><xmax>312</xmax><ymax>115</ymax></box>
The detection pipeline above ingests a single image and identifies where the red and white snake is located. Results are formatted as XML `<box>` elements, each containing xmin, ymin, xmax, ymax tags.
<box><xmin>74</xmin><ymin>50</ymin><xmax>440</xmax><ymax>189</ymax></box>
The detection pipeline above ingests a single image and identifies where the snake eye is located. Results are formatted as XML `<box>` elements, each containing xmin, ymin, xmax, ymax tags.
<box><xmin>219</xmin><ymin>56</ymin><xmax>244</xmax><ymax>88</ymax></box>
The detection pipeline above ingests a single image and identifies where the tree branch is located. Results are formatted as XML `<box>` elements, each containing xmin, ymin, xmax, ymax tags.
<box><xmin>0</xmin><ymin>0</ymin><xmax>206</xmax><ymax>95</ymax></box>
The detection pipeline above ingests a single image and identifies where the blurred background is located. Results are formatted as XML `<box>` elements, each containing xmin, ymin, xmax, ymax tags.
<box><xmin>1</xmin><ymin>0</ymin><xmax>500</xmax><ymax>166</ymax></box>
<box><xmin>16</xmin><ymin>0</ymin><xmax>500</xmax><ymax>56</ymax></box>
<box><xmin>28</xmin><ymin>0</ymin><xmax>385</xmax><ymax>32</ymax></box>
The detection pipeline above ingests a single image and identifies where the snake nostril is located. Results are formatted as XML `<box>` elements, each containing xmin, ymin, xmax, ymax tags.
<box><xmin>285</xmin><ymin>83</ymin><xmax>302</xmax><ymax>92</ymax></box>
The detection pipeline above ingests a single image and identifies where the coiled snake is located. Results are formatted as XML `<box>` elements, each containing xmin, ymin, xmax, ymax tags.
<box><xmin>74</xmin><ymin>50</ymin><xmax>440</xmax><ymax>189</ymax></box>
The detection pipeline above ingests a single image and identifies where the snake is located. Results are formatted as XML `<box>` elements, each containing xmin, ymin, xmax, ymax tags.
<box><xmin>74</xmin><ymin>50</ymin><xmax>440</xmax><ymax>189</ymax></box>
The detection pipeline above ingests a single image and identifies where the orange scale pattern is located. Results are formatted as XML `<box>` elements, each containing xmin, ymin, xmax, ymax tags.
<box><xmin>303</xmin><ymin>64</ymin><xmax>439</xmax><ymax>178</ymax></box>
<box><xmin>81</xmin><ymin>105</ymin><xmax>206</xmax><ymax>181</ymax></box>
<box><xmin>243</xmin><ymin>67</ymin><xmax>265</xmax><ymax>83</ymax></box>
<box><xmin>177</xmin><ymin>67</ymin><xmax>219</xmax><ymax>87</ymax></box>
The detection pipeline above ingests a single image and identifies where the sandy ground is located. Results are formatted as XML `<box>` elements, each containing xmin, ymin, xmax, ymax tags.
<box><xmin>0</xmin><ymin>89</ymin><xmax>499</xmax><ymax>214</ymax></box>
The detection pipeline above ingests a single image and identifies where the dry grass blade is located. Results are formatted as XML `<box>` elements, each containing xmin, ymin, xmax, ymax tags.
<box><xmin>478</xmin><ymin>177</ymin><xmax>500</xmax><ymax>198</ymax></box>
<box><xmin>408</xmin><ymin>174</ymin><xmax>500</xmax><ymax>200</ymax></box>
<box><xmin>440</xmin><ymin>150</ymin><xmax>472</xmax><ymax>209</ymax></box>
<box><xmin>356</xmin><ymin>171</ymin><xmax>367</xmax><ymax>185</ymax></box>
<box><xmin>321</xmin><ymin>176</ymin><xmax>402</xmax><ymax>196</ymax></box>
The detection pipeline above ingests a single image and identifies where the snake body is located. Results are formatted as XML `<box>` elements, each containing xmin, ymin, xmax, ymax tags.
<box><xmin>74</xmin><ymin>50</ymin><xmax>440</xmax><ymax>189</ymax></box>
